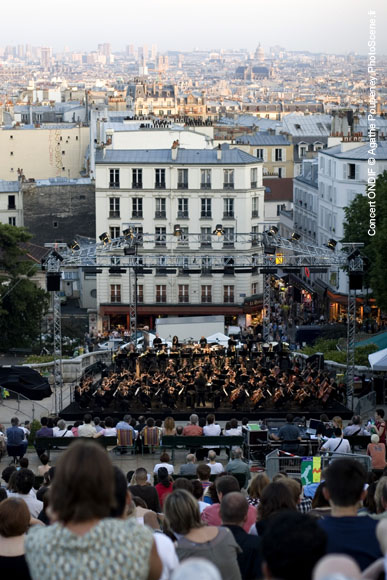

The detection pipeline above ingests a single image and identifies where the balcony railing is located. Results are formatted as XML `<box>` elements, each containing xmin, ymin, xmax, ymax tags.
<box><xmin>252</xmin><ymin>210</ymin><xmax>259</xmax><ymax>218</ymax></box>
<box><xmin>177</xmin><ymin>211</ymin><xmax>189</xmax><ymax>219</ymax></box>
<box><xmin>177</xmin><ymin>182</ymin><xmax>188</xmax><ymax>189</ymax></box>
<box><xmin>223</xmin><ymin>212</ymin><xmax>235</xmax><ymax>220</ymax></box>
<box><xmin>109</xmin><ymin>211</ymin><xmax>120</xmax><ymax>218</ymax></box>
<box><xmin>155</xmin><ymin>211</ymin><xmax>167</xmax><ymax>219</ymax></box>
<box><xmin>155</xmin><ymin>182</ymin><xmax>166</xmax><ymax>189</ymax></box>
<box><xmin>223</xmin><ymin>183</ymin><xmax>234</xmax><ymax>190</ymax></box>
<box><xmin>109</xmin><ymin>182</ymin><xmax>120</xmax><ymax>189</ymax></box>
<box><xmin>251</xmin><ymin>181</ymin><xmax>257</xmax><ymax>188</ymax></box>
<box><xmin>132</xmin><ymin>182</ymin><xmax>143</xmax><ymax>189</ymax></box>
<box><xmin>132</xmin><ymin>211</ymin><xmax>143</xmax><ymax>218</ymax></box>
<box><xmin>200</xmin><ymin>183</ymin><xmax>211</xmax><ymax>189</ymax></box>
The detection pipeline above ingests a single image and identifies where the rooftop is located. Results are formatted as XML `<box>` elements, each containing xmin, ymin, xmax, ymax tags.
<box><xmin>0</xmin><ymin>180</ymin><xmax>19</xmax><ymax>193</ymax></box>
<box><xmin>282</xmin><ymin>113</ymin><xmax>332</xmax><ymax>136</ymax></box>
<box><xmin>95</xmin><ymin>147</ymin><xmax>259</xmax><ymax>165</ymax></box>
<box><xmin>235</xmin><ymin>132</ymin><xmax>290</xmax><ymax>146</ymax></box>
<box><xmin>322</xmin><ymin>142</ymin><xmax>387</xmax><ymax>160</ymax></box>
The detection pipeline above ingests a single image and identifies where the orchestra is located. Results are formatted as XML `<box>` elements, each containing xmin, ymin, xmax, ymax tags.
<box><xmin>73</xmin><ymin>338</ymin><xmax>342</xmax><ymax>413</ymax></box>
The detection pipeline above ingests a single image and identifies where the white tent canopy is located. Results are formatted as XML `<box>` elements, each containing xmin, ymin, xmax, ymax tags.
<box><xmin>206</xmin><ymin>332</ymin><xmax>230</xmax><ymax>346</ymax></box>
<box><xmin>368</xmin><ymin>347</ymin><xmax>387</xmax><ymax>371</ymax></box>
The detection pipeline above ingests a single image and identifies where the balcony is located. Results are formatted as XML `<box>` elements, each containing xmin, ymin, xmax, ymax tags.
<box><xmin>223</xmin><ymin>212</ymin><xmax>235</xmax><ymax>220</ymax></box>
<box><xmin>132</xmin><ymin>211</ymin><xmax>143</xmax><ymax>218</ymax></box>
<box><xmin>8</xmin><ymin>204</ymin><xmax>16</xmax><ymax>210</ymax></box>
<box><xmin>223</xmin><ymin>183</ymin><xmax>234</xmax><ymax>190</ymax></box>
<box><xmin>252</xmin><ymin>210</ymin><xmax>259</xmax><ymax>218</ymax></box>
<box><xmin>200</xmin><ymin>183</ymin><xmax>211</xmax><ymax>190</ymax></box>
<box><xmin>177</xmin><ymin>182</ymin><xmax>188</xmax><ymax>189</ymax></box>
<box><xmin>132</xmin><ymin>182</ymin><xmax>143</xmax><ymax>189</ymax></box>
<box><xmin>109</xmin><ymin>211</ymin><xmax>120</xmax><ymax>218</ymax></box>
<box><xmin>177</xmin><ymin>211</ymin><xmax>189</xmax><ymax>219</ymax></box>
<box><xmin>155</xmin><ymin>211</ymin><xmax>167</xmax><ymax>219</ymax></box>
<box><xmin>155</xmin><ymin>182</ymin><xmax>166</xmax><ymax>189</ymax></box>
<box><xmin>109</xmin><ymin>182</ymin><xmax>120</xmax><ymax>189</ymax></box>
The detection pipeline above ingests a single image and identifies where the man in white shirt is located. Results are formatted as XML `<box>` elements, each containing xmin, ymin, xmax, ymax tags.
<box><xmin>321</xmin><ymin>428</ymin><xmax>351</xmax><ymax>455</ymax></box>
<box><xmin>77</xmin><ymin>414</ymin><xmax>97</xmax><ymax>437</ymax></box>
<box><xmin>153</xmin><ymin>452</ymin><xmax>174</xmax><ymax>475</ymax></box>
<box><xmin>10</xmin><ymin>468</ymin><xmax>43</xmax><ymax>518</ymax></box>
<box><xmin>53</xmin><ymin>419</ymin><xmax>74</xmax><ymax>437</ymax></box>
<box><xmin>207</xmin><ymin>450</ymin><xmax>224</xmax><ymax>475</ymax></box>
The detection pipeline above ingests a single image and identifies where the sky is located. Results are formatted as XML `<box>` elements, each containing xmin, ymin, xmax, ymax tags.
<box><xmin>3</xmin><ymin>0</ymin><xmax>387</xmax><ymax>55</ymax></box>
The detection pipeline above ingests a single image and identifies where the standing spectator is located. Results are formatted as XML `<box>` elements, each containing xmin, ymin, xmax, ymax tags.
<box><xmin>77</xmin><ymin>414</ymin><xmax>96</xmax><ymax>437</ymax></box>
<box><xmin>183</xmin><ymin>414</ymin><xmax>203</xmax><ymax>436</ymax></box>
<box><xmin>11</xmin><ymin>469</ymin><xmax>43</xmax><ymax>518</ymax></box>
<box><xmin>179</xmin><ymin>454</ymin><xmax>197</xmax><ymax>476</ymax></box>
<box><xmin>0</xmin><ymin>497</ymin><xmax>32</xmax><ymax>579</ymax></box>
<box><xmin>246</xmin><ymin>472</ymin><xmax>270</xmax><ymax>508</ymax></box>
<box><xmin>129</xmin><ymin>467</ymin><xmax>161</xmax><ymax>513</ymax></box>
<box><xmin>372</xmin><ymin>409</ymin><xmax>386</xmax><ymax>444</ymax></box>
<box><xmin>154</xmin><ymin>453</ymin><xmax>174</xmax><ymax>476</ymax></box>
<box><xmin>367</xmin><ymin>434</ymin><xmax>386</xmax><ymax>470</ymax></box>
<box><xmin>225</xmin><ymin>448</ymin><xmax>250</xmax><ymax>489</ymax></box>
<box><xmin>6</xmin><ymin>417</ymin><xmax>27</xmax><ymax>462</ymax></box>
<box><xmin>318</xmin><ymin>457</ymin><xmax>383</xmax><ymax>570</ymax></box>
<box><xmin>207</xmin><ymin>450</ymin><xmax>224</xmax><ymax>475</ymax></box>
<box><xmin>155</xmin><ymin>467</ymin><xmax>173</xmax><ymax>509</ymax></box>
<box><xmin>164</xmin><ymin>489</ymin><xmax>242</xmax><ymax>580</ymax></box>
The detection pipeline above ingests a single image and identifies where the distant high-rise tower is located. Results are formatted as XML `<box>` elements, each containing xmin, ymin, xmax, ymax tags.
<box><xmin>255</xmin><ymin>43</ymin><xmax>265</xmax><ymax>62</ymax></box>
<box><xmin>151</xmin><ymin>44</ymin><xmax>157</xmax><ymax>60</ymax></box>
<box><xmin>40</xmin><ymin>47</ymin><xmax>52</xmax><ymax>69</ymax></box>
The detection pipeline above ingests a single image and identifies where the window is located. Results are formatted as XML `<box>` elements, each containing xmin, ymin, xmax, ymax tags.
<box><xmin>250</xmin><ymin>168</ymin><xmax>257</xmax><ymax>188</ymax></box>
<box><xmin>251</xmin><ymin>282</ymin><xmax>258</xmax><ymax>295</ymax></box>
<box><xmin>256</xmin><ymin>149</ymin><xmax>264</xmax><ymax>160</ymax></box>
<box><xmin>201</xmin><ymin>227</ymin><xmax>212</xmax><ymax>248</ymax></box>
<box><xmin>223</xmin><ymin>198</ymin><xmax>234</xmax><ymax>219</ymax></box>
<box><xmin>201</xmin><ymin>285</ymin><xmax>212</xmax><ymax>303</ymax></box>
<box><xmin>8</xmin><ymin>195</ymin><xmax>16</xmax><ymax>210</ymax></box>
<box><xmin>155</xmin><ymin>198</ymin><xmax>166</xmax><ymax>218</ymax></box>
<box><xmin>252</xmin><ymin>197</ymin><xmax>259</xmax><ymax>218</ymax></box>
<box><xmin>223</xmin><ymin>227</ymin><xmax>234</xmax><ymax>247</ymax></box>
<box><xmin>132</xmin><ymin>168</ymin><xmax>143</xmax><ymax>189</ymax></box>
<box><xmin>109</xmin><ymin>168</ymin><xmax>120</xmax><ymax>188</ymax></box>
<box><xmin>177</xmin><ymin>168</ymin><xmax>188</xmax><ymax>189</ymax></box>
<box><xmin>278</xmin><ymin>167</ymin><xmax>285</xmax><ymax>178</ymax></box>
<box><xmin>252</xmin><ymin>225</ymin><xmax>259</xmax><ymax>246</ymax></box>
<box><xmin>110</xmin><ymin>226</ymin><xmax>120</xmax><ymax>239</ymax></box>
<box><xmin>200</xmin><ymin>169</ymin><xmax>211</xmax><ymax>189</ymax></box>
<box><xmin>8</xmin><ymin>217</ymin><xmax>16</xmax><ymax>226</ymax></box>
<box><xmin>275</xmin><ymin>148</ymin><xmax>282</xmax><ymax>161</ymax></box>
<box><xmin>109</xmin><ymin>197</ymin><xmax>120</xmax><ymax>218</ymax></box>
<box><xmin>53</xmin><ymin>221</ymin><xmax>58</xmax><ymax>228</ymax></box>
<box><xmin>110</xmin><ymin>284</ymin><xmax>121</xmax><ymax>303</ymax></box>
<box><xmin>223</xmin><ymin>169</ymin><xmax>234</xmax><ymax>189</ymax></box>
<box><xmin>156</xmin><ymin>285</ymin><xmax>167</xmax><ymax>303</ymax></box>
<box><xmin>178</xmin><ymin>226</ymin><xmax>189</xmax><ymax>246</ymax></box>
<box><xmin>299</xmin><ymin>145</ymin><xmax>307</xmax><ymax>158</ymax></box>
<box><xmin>201</xmin><ymin>198</ymin><xmax>212</xmax><ymax>218</ymax></box>
<box><xmin>10</xmin><ymin>152</ymin><xmax>14</xmax><ymax>156</ymax></box>
<box><xmin>137</xmin><ymin>285</ymin><xmax>144</xmax><ymax>303</ymax></box>
<box><xmin>177</xmin><ymin>198</ymin><xmax>189</xmax><ymax>218</ymax></box>
<box><xmin>224</xmin><ymin>285</ymin><xmax>234</xmax><ymax>303</ymax></box>
<box><xmin>132</xmin><ymin>197</ymin><xmax>143</xmax><ymax>218</ymax></box>
<box><xmin>155</xmin><ymin>168</ymin><xmax>166</xmax><ymax>188</ymax></box>
<box><xmin>155</xmin><ymin>226</ymin><xmax>166</xmax><ymax>247</ymax></box>
<box><xmin>277</xmin><ymin>204</ymin><xmax>286</xmax><ymax>216</ymax></box>
<box><xmin>347</xmin><ymin>163</ymin><xmax>356</xmax><ymax>180</ymax></box>
<box><xmin>133</xmin><ymin>226</ymin><xmax>143</xmax><ymax>247</ymax></box>
<box><xmin>178</xmin><ymin>284</ymin><xmax>189</xmax><ymax>303</ymax></box>
<box><xmin>201</xmin><ymin>256</ymin><xmax>211</xmax><ymax>274</ymax></box>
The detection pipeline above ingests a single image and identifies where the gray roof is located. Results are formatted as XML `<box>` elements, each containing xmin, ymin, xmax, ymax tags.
<box><xmin>322</xmin><ymin>142</ymin><xmax>387</xmax><ymax>160</ymax></box>
<box><xmin>34</xmin><ymin>177</ymin><xmax>92</xmax><ymax>186</ymax></box>
<box><xmin>0</xmin><ymin>180</ymin><xmax>19</xmax><ymax>193</ymax></box>
<box><xmin>235</xmin><ymin>132</ymin><xmax>290</xmax><ymax>146</ymax></box>
<box><xmin>282</xmin><ymin>113</ymin><xmax>332</xmax><ymax>136</ymax></box>
<box><xmin>95</xmin><ymin>147</ymin><xmax>259</xmax><ymax>165</ymax></box>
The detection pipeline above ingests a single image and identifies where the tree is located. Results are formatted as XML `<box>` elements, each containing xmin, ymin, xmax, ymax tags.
<box><xmin>343</xmin><ymin>171</ymin><xmax>387</xmax><ymax>312</ymax></box>
<box><xmin>0</xmin><ymin>224</ymin><xmax>49</xmax><ymax>350</ymax></box>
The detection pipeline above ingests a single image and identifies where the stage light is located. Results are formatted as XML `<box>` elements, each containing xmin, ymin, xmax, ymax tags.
<box><xmin>51</xmin><ymin>250</ymin><xmax>64</xmax><ymax>262</ymax></box>
<box><xmin>99</xmin><ymin>232</ymin><xmax>110</xmax><ymax>244</ymax></box>
<box><xmin>213</xmin><ymin>224</ymin><xmax>224</xmax><ymax>236</ymax></box>
<box><xmin>290</xmin><ymin>232</ymin><xmax>301</xmax><ymax>242</ymax></box>
<box><xmin>327</xmin><ymin>238</ymin><xmax>337</xmax><ymax>250</ymax></box>
<box><xmin>268</xmin><ymin>226</ymin><xmax>279</xmax><ymax>236</ymax></box>
<box><xmin>68</xmin><ymin>240</ymin><xmax>80</xmax><ymax>252</ymax></box>
<box><xmin>174</xmin><ymin>224</ymin><xmax>182</xmax><ymax>237</ymax></box>
<box><xmin>123</xmin><ymin>227</ymin><xmax>135</xmax><ymax>240</ymax></box>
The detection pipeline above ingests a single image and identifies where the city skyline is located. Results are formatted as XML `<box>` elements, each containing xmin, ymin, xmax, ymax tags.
<box><xmin>2</xmin><ymin>0</ymin><xmax>387</xmax><ymax>55</ymax></box>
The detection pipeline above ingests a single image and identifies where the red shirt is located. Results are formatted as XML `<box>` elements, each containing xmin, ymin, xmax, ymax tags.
<box><xmin>376</xmin><ymin>420</ymin><xmax>386</xmax><ymax>444</ymax></box>
<box><xmin>182</xmin><ymin>425</ymin><xmax>203</xmax><ymax>436</ymax></box>
<box><xmin>201</xmin><ymin>502</ymin><xmax>257</xmax><ymax>532</ymax></box>
<box><xmin>155</xmin><ymin>482</ymin><xmax>173</xmax><ymax>508</ymax></box>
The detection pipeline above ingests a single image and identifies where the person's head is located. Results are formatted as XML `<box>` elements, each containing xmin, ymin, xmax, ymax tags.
<box><xmin>10</xmin><ymin>417</ymin><xmax>19</xmax><ymax>427</ymax></box>
<box><xmin>286</xmin><ymin>413</ymin><xmax>294</xmax><ymax>424</ymax></box>
<box><xmin>186</xmin><ymin>453</ymin><xmax>195</xmax><ymax>464</ymax></box>
<box><xmin>311</xmin><ymin>482</ymin><xmax>330</xmax><ymax>509</ymax></box>
<box><xmin>123</xmin><ymin>414</ymin><xmax>131</xmax><ymax>424</ymax></box>
<box><xmin>173</xmin><ymin>478</ymin><xmax>194</xmax><ymax>494</ymax></box>
<box><xmin>0</xmin><ymin>497</ymin><xmax>30</xmax><ymax>537</ymax></box>
<box><xmin>333</xmin><ymin>427</ymin><xmax>342</xmax><ymax>437</ymax></box>
<box><xmin>105</xmin><ymin>417</ymin><xmax>113</xmax><ymax>428</ymax></box>
<box><xmin>280</xmin><ymin>477</ymin><xmax>301</xmax><ymax>504</ymax></box>
<box><xmin>40</xmin><ymin>453</ymin><xmax>49</xmax><ymax>466</ymax></box>
<box><xmin>215</xmin><ymin>475</ymin><xmax>239</xmax><ymax>501</ymax></box>
<box><xmin>133</xmin><ymin>467</ymin><xmax>148</xmax><ymax>485</ymax></box>
<box><xmin>247</xmin><ymin>472</ymin><xmax>270</xmax><ymax>500</ymax></box>
<box><xmin>232</xmin><ymin>447</ymin><xmax>243</xmax><ymax>460</ymax></box>
<box><xmin>332</xmin><ymin>416</ymin><xmax>343</xmax><ymax>430</ymax></box>
<box><xmin>158</xmin><ymin>467</ymin><xmax>170</xmax><ymax>488</ymax></box>
<box><xmin>220</xmin><ymin>491</ymin><xmax>249</xmax><ymax>526</ymax></box>
<box><xmin>371</xmin><ymin>434</ymin><xmax>380</xmax><ymax>444</ymax></box>
<box><xmin>375</xmin><ymin>408</ymin><xmax>385</xmax><ymax>421</ymax></box>
<box><xmin>83</xmin><ymin>414</ymin><xmax>92</xmax><ymax>424</ymax></box>
<box><xmin>19</xmin><ymin>458</ymin><xmax>29</xmax><ymax>469</ymax></box>
<box><xmin>242</xmin><ymin>417</ymin><xmax>249</xmax><ymax>426</ymax></box>
<box><xmin>40</xmin><ymin>417</ymin><xmax>48</xmax><ymax>426</ymax></box>
<box><xmin>230</xmin><ymin>418</ymin><xmax>238</xmax><ymax>429</ymax></box>
<box><xmin>262</xmin><ymin>511</ymin><xmax>327</xmax><ymax>580</ymax></box>
<box><xmin>14</xmin><ymin>468</ymin><xmax>35</xmax><ymax>495</ymax></box>
<box><xmin>207</xmin><ymin>450</ymin><xmax>218</xmax><ymax>463</ymax></box>
<box><xmin>324</xmin><ymin>458</ymin><xmax>367</xmax><ymax>508</ymax></box>
<box><xmin>146</xmin><ymin>417</ymin><xmax>155</xmax><ymax>428</ymax></box>
<box><xmin>94</xmin><ymin>417</ymin><xmax>101</xmax><ymax>427</ymax></box>
<box><xmin>110</xmin><ymin>466</ymin><xmax>131</xmax><ymax>518</ymax></box>
<box><xmin>320</xmin><ymin>414</ymin><xmax>329</xmax><ymax>423</ymax></box>
<box><xmin>351</xmin><ymin>415</ymin><xmax>361</xmax><ymax>425</ymax></box>
<box><xmin>191</xmin><ymin>479</ymin><xmax>204</xmax><ymax>501</ymax></box>
<box><xmin>206</xmin><ymin>414</ymin><xmax>215</xmax><ymax>425</ymax></box>
<box><xmin>313</xmin><ymin>555</ymin><xmax>362</xmax><ymax>580</ymax></box>
<box><xmin>190</xmin><ymin>414</ymin><xmax>199</xmax><ymax>425</ymax></box>
<box><xmin>50</xmin><ymin>440</ymin><xmax>115</xmax><ymax>523</ymax></box>
<box><xmin>196</xmin><ymin>464</ymin><xmax>211</xmax><ymax>481</ymax></box>
<box><xmin>170</xmin><ymin>558</ymin><xmax>221</xmax><ymax>580</ymax></box>
<box><xmin>257</xmin><ymin>482</ymin><xmax>297</xmax><ymax>521</ymax></box>
<box><xmin>164</xmin><ymin>489</ymin><xmax>203</xmax><ymax>535</ymax></box>
<box><xmin>374</xmin><ymin>476</ymin><xmax>387</xmax><ymax>514</ymax></box>
<box><xmin>176</xmin><ymin>425</ymin><xmax>184</xmax><ymax>435</ymax></box>
<box><xmin>164</xmin><ymin>417</ymin><xmax>175</xmax><ymax>431</ymax></box>
<box><xmin>2</xmin><ymin>465</ymin><xmax>16</xmax><ymax>484</ymax></box>
<box><xmin>160</xmin><ymin>452</ymin><xmax>170</xmax><ymax>464</ymax></box>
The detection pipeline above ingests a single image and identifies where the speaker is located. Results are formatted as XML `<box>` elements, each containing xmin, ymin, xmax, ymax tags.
<box><xmin>349</xmin><ymin>273</ymin><xmax>363</xmax><ymax>290</ymax></box>
<box><xmin>46</xmin><ymin>272</ymin><xmax>61</xmax><ymax>292</ymax></box>
<box><xmin>307</xmin><ymin>352</ymin><xmax>324</xmax><ymax>370</ymax></box>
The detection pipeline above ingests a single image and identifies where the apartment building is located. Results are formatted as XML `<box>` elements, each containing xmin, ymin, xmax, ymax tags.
<box><xmin>232</xmin><ymin>132</ymin><xmax>294</xmax><ymax>178</ymax></box>
<box><xmin>0</xmin><ymin>180</ymin><xmax>23</xmax><ymax>227</ymax></box>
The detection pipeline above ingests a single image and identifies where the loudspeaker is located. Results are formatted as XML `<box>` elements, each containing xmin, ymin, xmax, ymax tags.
<box><xmin>46</xmin><ymin>273</ymin><xmax>61</xmax><ymax>292</ymax></box>
<box><xmin>349</xmin><ymin>273</ymin><xmax>363</xmax><ymax>290</ymax></box>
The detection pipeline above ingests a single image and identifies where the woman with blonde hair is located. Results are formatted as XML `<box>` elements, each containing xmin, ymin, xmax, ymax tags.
<box><xmin>162</xmin><ymin>417</ymin><xmax>176</xmax><ymax>436</ymax></box>
<box><xmin>332</xmin><ymin>416</ymin><xmax>343</xmax><ymax>431</ymax></box>
<box><xmin>164</xmin><ymin>489</ymin><xmax>241</xmax><ymax>580</ymax></box>
<box><xmin>247</xmin><ymin>472</ymin><xmax>270</xmax><ymax>507</ymax></box>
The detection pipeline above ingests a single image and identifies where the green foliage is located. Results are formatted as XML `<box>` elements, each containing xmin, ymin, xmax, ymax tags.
<box><xmin>354</xmin><ymin>344</ymin><xmax>379</xmax><ymax>366</ymax></box>
<box><xmin>28</xmin><ymin>419</ymin><xmax>41</xmax><ymax>445</ymax></box>
<box><xmin>0</xmin><ymin>224</ymin><xmax>49</xmax><ymax>350</ymax></box>
<box><xmin>25</xmin><ymin>354</ymin><xmax>69</xmax><ymax>364</ymax></box>
<box><xmin>301</xmin><ymin>338</ymin><xmax>379</xmax><ymax>366</ymax></box>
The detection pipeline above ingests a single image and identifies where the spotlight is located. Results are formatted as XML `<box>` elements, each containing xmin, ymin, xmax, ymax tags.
<box><xmin>268</xmin><ymin>226</ymin><xmax>279</xmax><ymax>236</ymax></box>
<box><xmin>290</xmin><ymin>232</ymin><xmax>301</xmax><ymax>242</ymax></box>
<box><xmin>213</xmin><ymin>224</ymin><xmax>224</xmax><ymax>236</ymax></box>
<box><xmin>51</xmin><ymin>250</ymin><xmax>64</xmax><ymax>262</ymax></box>
<box><xmin>174</xmin><ymin>224</ymin><xmax>182</xmax><ymax>237</ymax></box>
<box><xmin>99</xmin><ymin>232</ymin><xmax>111</xmax><ymax>244</ymax></box>
<box><xmin>123</xmin><ymin>227</ymin><xmax>135</xmax><ymax>240</ymax></box>
<box><xmin>68</xmin><ymin>240</ymin><xmax>80</xmax><ymax>252</ymax></box>
<box><xmin>327</xmin><ymin>238</ymin><xmax>337</xmax><ymax>250</ymax></box>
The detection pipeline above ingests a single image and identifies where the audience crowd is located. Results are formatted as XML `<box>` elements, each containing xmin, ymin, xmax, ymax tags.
<box><xmin>0</xmin><ymin>411</ymin><xmax>387</xmax><ymax>580</ymax></box>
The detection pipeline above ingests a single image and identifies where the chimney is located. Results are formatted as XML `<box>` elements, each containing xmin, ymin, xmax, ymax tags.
<box><xmin>171</xmin><ymin>139</ymin><xmax>179</xmax><ymax>160</ymax></box>
<box><xmin>217</xmin><ymin>143</ymin><xmax>222</xmax><ymax>160</ymax></box>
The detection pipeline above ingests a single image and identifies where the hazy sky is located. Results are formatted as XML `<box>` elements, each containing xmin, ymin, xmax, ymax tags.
<box><xmin>3</xmin><ymin>0</ymin><xmax>387</xmax><ymax>55</ymax></box>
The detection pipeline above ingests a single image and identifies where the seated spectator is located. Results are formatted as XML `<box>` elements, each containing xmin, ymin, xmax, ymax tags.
<box><xmin>203</xmin><ymin>414</ymin><xmax>221</xmax><ymax>438</ymax></box>
<box><xmin>115</xmin><ymin>414</ymin><xmax>134</xmax><ymax>433</ymax></box>
<box><xmin>367</xmin><ymin>434</ymin><xmax>386</xmax><ymax>470</ymax></box>
<box><xmin>173</xmin><ymin>478</ymin><xmax>194</xmax><ymax>494</ymax></box>
<box><xmin>372</xmin><ymin>409</ymin><xmax>386</xmax><ymax>444</ymax></box>
<box><xmin>93</xmin><ymin>417</ymin><xmax>103</xmax><ymax>433</ymax></box>
<box><xmin>1</xmin><ymin>465</ymin><xmax>16</xmax><ymax>489</ymax></box>
<box><xmin>94</xmin><ymin>416</ymin><xmax>117</xmax><ymax>438</ymax></box>
<box><xmin>270</xmin><ymin>414</ymin><xmax>301</xmax><ymax>453</ymax></box>
<box><xmin>183</xmin><ymin>414</ymin><xmax>203</xmax><ymax>436</ymax></box>
<box><xmin>309</xmin><ymin>482</ymin><xmax>332</xmax><ymax>518</ymax></box>
<box><xmin>246</xmin><ymin>472</ymin><xmax>270</xmax><ymax>508</ymax></box>
<box><xmin>318</xmin><ymin>457</ymin><xmax>382</xmax><ymax>570</ymax></box>
<box><xmin>129</xmin><ymin>467</ymin><xmax>161</xmax><ymax>513</ymax></box>
<box><xmin>321</xmin><ymin>427</ymin><xmax>351</xmax><ymax>455</ymax></box>
<box><xmin>155</xmin><ymin>467</ymin><xmax>173</xmax><ymax>508</ymax></box>
<box><xmin>261</xmin><ymin>511</ymin><xmax>327</xmax><ymax>580</ymax></box>
<box><xmin>37</xmin><ymin>454</ymin><xmax>51</xmax><ymax>477</ymax></box>
<box><xmin>77</xmin><ymin>414</ymin><xmax>96</xmax><ymax>437</ymax></box>
<box><xmin>374</xmin><ymin>476</ymin><xmax>387</xmax><ymax>515</ymax></box>
<box><xmin>25</xmin><ymin>440</ymin><xmax>162</xmax><ymax>580</ymax></box>
<box><xmin>71</xmin><ymin>421</ymin><xmax>81</xmax><ymax>437</ymax></box>
<box><xmin>154</xmin><ymin>452</ymin><xmax>174</xmax><ymax>476</ymax></box>
<box><xmin>171</xmin><ymin>558</ymin><xmax>222</xmax><ymax>580</ymax></box>
<box><xmin>191</xmin><ymin>480</ymin><xmax>208</xmax><ymax>514</ymax></box>
<box><xmin>164</xmin><ymin>489</ymin><xmax>242</xmax><ymax>580</ymax></box>
<box><xmin>53</xmin><ymin>419</ymin><xmax>73</xmax><ymax>438</ymax></box>
<box><xmin>207</xmin><ymin>450</ymin><xmax>224</xmax><ymax>476</ymax></box>
<box><xmin>220</xmin><ymin>491</ymin><xmax>262</xmax><ymax>580</ymax></box>
<box><xmin>162</xmin><ymin>417</ymin><xmax>176</xmax><ymax>436</ymax></box>
<box><xmin>179</xmin><ymin>454</ymin><xmax>197</xmax><ymax>476</ymax></box>
<box><xmin>224</xmin><ymin>418</ymin><xmax>242</xmax><ymax>437</ymax></box>
<box><xmin>19</xmin><ymin>458</ymin><xmax>29</xmax><ymax>469</ymax></box>
<box><xmin>36</xmin><ymin>467</ymin><xmax>55</xmax><ymax>502</ymax></box>
<box><xmin>202</xmin><ymin>475</ymin><xmax>256</xmax><ymax>532</ymax></box>
<box><xmin>225</xmin><ymin>447</ymin><xmax>250</xmax><ymax>489</ymax></box>
<box><xmin>35</xmin><ymin>417</ymin><xmax>53</xmax><ymax>438</ymax></box>
<box><xmin>313</xmin><ymin>555</ymin><xmax>362</xmax><ymax>580</ymax></box>
<box><xmin>6</xmin><ymin>417</ymin><xmax>27</xmax><ymax>462</ymax></box>
<box><xmin>197</xmin><ymin>464</ymin><xmax>212</xmax><ymax>491</ymax></box>
<box><xmin>0</xmin><ymin>497</ymin><xmax>33</xmax><ymax>579</ymax></box>
<box><xmin>141</xmin><ymin>418</ymin><xmax>161</xmax><ymax>449</ymax></box>
<box><xmin>176</xmin><ymin>426</ymin><xmax>184</xmax><ymax>436</ymax></box>
<box><xmin>251</xmin><ymin>481</ymin><xmax>297</xmax><ymax>536</ymax></box>
<box><xmin>343</xmin><ymin>415</ymin><xmax>366</xmax><ymax>437</ymax></box>
<box><xmin>11</xmin><ymin>469</ymin><xmax>43</xmax><ymax>518</ymax></box>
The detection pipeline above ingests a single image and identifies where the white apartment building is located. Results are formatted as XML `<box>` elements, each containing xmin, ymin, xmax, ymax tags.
<box><xmin>293</xmin><ymin>159</ymin><xmax>319</xmax><ymax>243</ymax></box>
<box><xmin>0</xmin><ymin>180</ymin><xmax>23</xmax><ymax>227</ymax></box>
<box><xmin>95</xmin><ymin>144</ymin><xmax>265</xmax><ymax>331</ymax></box>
